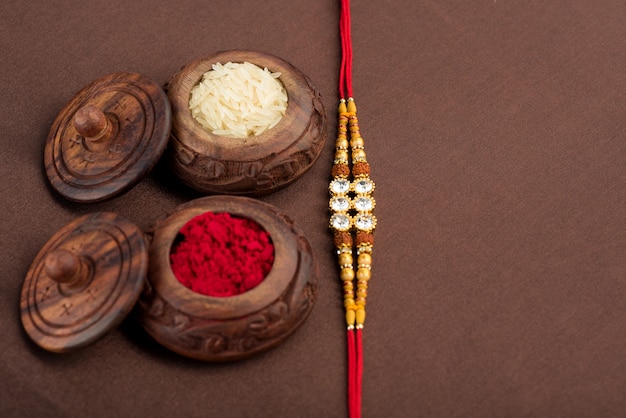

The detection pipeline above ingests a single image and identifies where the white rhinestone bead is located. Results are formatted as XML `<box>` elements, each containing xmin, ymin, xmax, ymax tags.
<box><xmin>330</xmin><ymin>197</ymin><xmax>350</xmax><ymax>212</ymax></box>
<box><xmin>354</xmin><ymin>196</ymin><xmax>373</xmax><ymax>212</ymax></box>
<box><xmin>331</xmin><ymin>214</ymin><xmax>351</xmax><ymax>231</ymax></box>
<box><xmin>354</xmin><ymin>178</ymin><xmax>374</xmax><ymax>194</ymax></box>
<box><xmin>330</xmin><ymin>179</ymin><xmax>350</xmax><ymax>194</ymax></box>
<box><xmin>355</xmin><ymin>214</ymin><xmax>376</xmax><ymax>231</ymax></box>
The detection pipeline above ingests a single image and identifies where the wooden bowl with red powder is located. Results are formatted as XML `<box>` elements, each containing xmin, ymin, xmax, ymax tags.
<box><xmin>137</xmin><ymin>195</ymin><xmax>317</xmax><ymax>361</ymax></box>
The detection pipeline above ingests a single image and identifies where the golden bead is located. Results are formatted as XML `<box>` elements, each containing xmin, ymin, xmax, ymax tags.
<box><xmin>357</xmin><ymin>253</ymin><xmax>372</xmax><ymax>266</ymax></box>
<box><xmin>355</xmin><ymin>308</ymin><xmax>366</xmax><ymax>325</ymax></box>
<box><xmin>355</xmin><ymin>297</ymin><xmax>366</xmax><ymax>306</ymax></box>
<box><xmin>340</xmin><ymin>268</ymin><xmax>355</xmax><ymax>281</ymax></box>
<box><xmin>336</xmin><ymin>138</ymin><xmax>349</xmax><ymax>149</ymax></box>
<box><xmin>338</xmin><ymin>101</ymin><xmax>347</xmax><ymax>114</ymax></box>
<box><xmin>350</xmin><ymin>136</ymin><xmax>364</xmax><ymax>148</ymax></box>
<box><xmin>344</xmin><ymin>298</ymin><xmax>355</xmax><ymax>308</ymax></box>
<box><xmin>347</xmin><ymin>99</ymin><xmax>356</xmax><ymax>113</ymax></box>
<box><xmin>338</xmin><ymin>252</ymin><xmax>353</xmax><ymax>266</ymax></box>
<box><xmin>346</xmin><ymin>309</ymin><xmax>356</xmax><ymax>326</ymax></box>
<box><xmin>356</xmin><ymin>268</ymin><xmax>371</xmax><ymax>281</ymax></box>
<box><xmin>352</xmin><ymin>149</ymin><xmax>366</xmax><ymax>160</ymax></box>
<box><xmin>335</xmin><ymin>150</ymin><xmax>348</xmax><ymax>161</ymax></box>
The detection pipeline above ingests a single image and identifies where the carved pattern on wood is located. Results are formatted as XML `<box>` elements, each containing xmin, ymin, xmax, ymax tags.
<box><xmin>169</xmin><ymin>80</ymin><xmax>325</xmax><ymax>195</ymax></box>
<box><xmin>166</xmin><ymin>50</ymin><xmax>327</xmax><ymax>196</ymax></box>
<box><xmin>137</xmin><ymin>198</ymin><xmax>318</xmax><ymax>361</ymax></box>
<box><xmin>44</xmin><ymin>73</ymin><xmax>171</xmax><ymax>203</ymax></box>
<box><xmin>20</xmin><ymin>212</ymin><xmax>148</xmax><ymax>353</ymax></box>
<box><xmin>138</xmin><ymin>245</ymin><xmax>316</xmax><ymax>360</ymax></box>
<box><xmin>139</xmin><ymin>276</ymin><xmax>315</xmax><ymax>360</ymax></box>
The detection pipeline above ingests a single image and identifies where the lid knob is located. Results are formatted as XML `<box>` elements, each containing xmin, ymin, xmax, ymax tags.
<box><xmin>74</xmin><ymin>105</ymin><xmax>111</xmax><ymax>141</ymax></box>
<box><xmin>44</xmin><ymin>248</ymin><xmax>89</xmax><ymax>286</ymax></box>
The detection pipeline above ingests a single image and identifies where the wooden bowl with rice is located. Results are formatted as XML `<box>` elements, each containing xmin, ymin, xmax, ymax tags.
<box><xmin>166</xmin><ymin>50</ymin><xmax>327</xmax><ymax>196</ymax></box>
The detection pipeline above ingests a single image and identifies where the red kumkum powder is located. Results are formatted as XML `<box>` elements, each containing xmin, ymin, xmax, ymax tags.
<box><xmin>170</xmin><ymin>211</ymin><xmax>275</xmax><ymax>297</ymax></box>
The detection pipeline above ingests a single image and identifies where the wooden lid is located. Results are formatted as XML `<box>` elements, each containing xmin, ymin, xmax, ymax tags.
<box><xmin>44</xmin><ymin>72</ymin><xmax>171</xmax><ymax>203</ymax></box>
<box><xmin>20</xmin><ymin>212</ymin><xmax>148</xmax><ymax>352</ymax></box>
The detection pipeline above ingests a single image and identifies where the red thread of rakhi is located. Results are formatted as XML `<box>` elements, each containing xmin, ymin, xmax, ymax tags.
<box><xmin>170</xmin><ymin>212</ymin><xmax>275</xmax><ymax>297</ymax></box>
<box><xmin>330</xmin><ymin>1</ymin><xmax>377</xmax><ymax>417</ymax></box>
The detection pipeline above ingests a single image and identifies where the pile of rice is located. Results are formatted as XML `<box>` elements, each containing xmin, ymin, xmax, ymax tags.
<box><xmin>189</xmin><ymin>61</ymin><xmax>288</xmax><ymax>138</ymax></box>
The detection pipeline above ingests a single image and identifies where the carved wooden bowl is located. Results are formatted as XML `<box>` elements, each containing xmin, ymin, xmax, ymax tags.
<box><xmin>166</xmin><ymin>50</ymin><xmax>326</xmax><ymax>196</ymax></box>
<box><xmin>137</xmin><ymin>196</ymin><xmax>318</xmax><ymax>361</ymax></box>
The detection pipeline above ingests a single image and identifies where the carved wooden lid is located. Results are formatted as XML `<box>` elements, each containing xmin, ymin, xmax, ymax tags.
<box><xmin>20</xmin><ymin>212</ymin><xmax>148</xmax><ymax>352</ymax></box>
<box><xmin>44</xmin><ymin>72</ymin><xmax>171</xmax><ymax>203</ymax></box>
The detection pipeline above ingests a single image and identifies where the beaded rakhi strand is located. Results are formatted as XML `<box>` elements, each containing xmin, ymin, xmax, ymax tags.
<box><xmin>329</xmin><ymin>1</ymin><xmax>376</xmax><ymax>417</ymax></box>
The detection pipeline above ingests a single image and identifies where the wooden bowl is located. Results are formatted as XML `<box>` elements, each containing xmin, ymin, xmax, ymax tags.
<box><xmin>166</xmin><ymin>50</ymin><xmax>326</xmax><ymax>196</ymax></box>
<box><xmin>137</xmin><ymin>196</ymin><xmax>318</xmax><ymax>361</ymax></box>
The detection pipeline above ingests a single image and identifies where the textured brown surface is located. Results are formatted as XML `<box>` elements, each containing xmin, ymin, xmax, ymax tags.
<box><xmin>2</xmin><ymin>1</ymin><xmax>626</xmax><ymax>417</ymax></box>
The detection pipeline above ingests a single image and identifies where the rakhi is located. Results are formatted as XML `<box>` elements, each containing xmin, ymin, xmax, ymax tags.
<box><xmin>328</xmin><ymin>1</ymin><xmax>376</xmax><ymax>417</ymax></box>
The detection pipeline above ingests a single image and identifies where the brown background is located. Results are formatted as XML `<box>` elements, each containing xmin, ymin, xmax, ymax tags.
<box><xmin>2</xmin><ymin>1</ymin><xmax>626</xmax><ymax>417</ymax></box>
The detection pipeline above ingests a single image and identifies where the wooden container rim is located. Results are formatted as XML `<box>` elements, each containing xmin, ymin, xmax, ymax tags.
<box><xmin>148</xmin><ymin>195</ymin><xmax>298</xmax><ymax>319</ymax></box>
